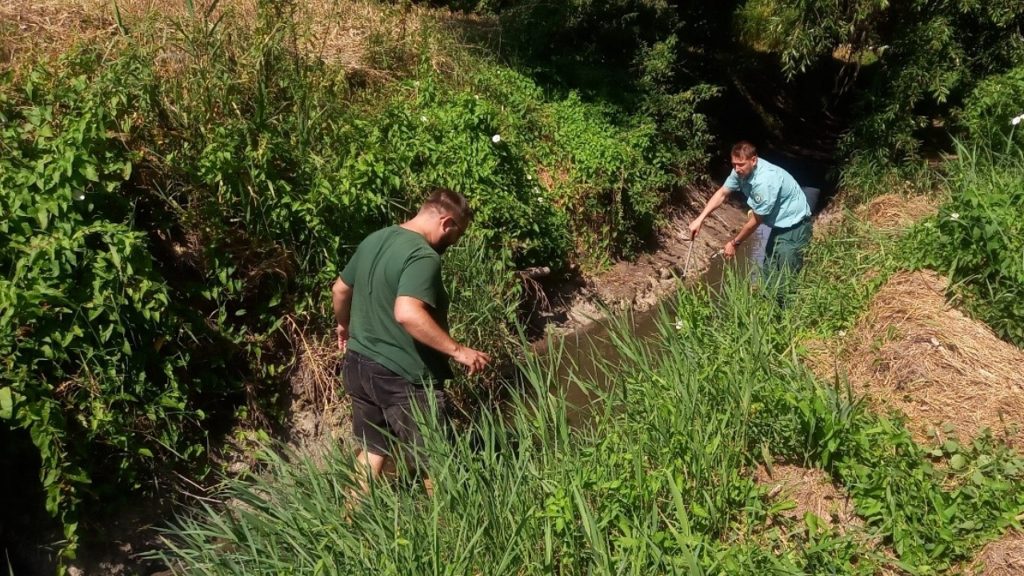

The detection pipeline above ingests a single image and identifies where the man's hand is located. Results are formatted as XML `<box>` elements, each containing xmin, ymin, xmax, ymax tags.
<box><xmin>336</xmin><ymin>323</ymin><xmax>349</xmax><ymax>352</ymax></box>
<box><xmin>452</xmin><ymin>345</ymin><xmax>491</xmax><ymax>375</ymax></box>
<box><xmin>687</xmin><ymin>217</ymin><xmax>703</xmax><ymax>239</ymax></box>
<box><xmin>723</xmin><ymin>239</ymin><xmax>737</xmax><ymax>260</ymax></box>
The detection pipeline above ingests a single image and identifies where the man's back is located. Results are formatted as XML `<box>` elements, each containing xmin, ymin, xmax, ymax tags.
<box><xmin>341</xmin><ymin>225</ymin><xmax>452</xmax><ymax>385</ymax></box>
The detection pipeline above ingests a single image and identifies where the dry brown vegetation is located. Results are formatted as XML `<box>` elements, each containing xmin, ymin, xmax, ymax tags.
<box><xmin>806</xmin><ymin>270</ymin><xmax>1024</xmax><ymax>447</ymax></box>
<box><xmin>1</xmin><ymin>0</ymin><xmax>472</xmax><ymax>78</ymax></box>
<box><xmin>284</xmin><ymin>317</ymin><xmax>349</xmax><ymax>448</ymax></box>
<box><xmin>750</xmin><ymin>464</ymin><xmax>905</xmax><ymax>575</ymax></box>
<box><xmin>754</xmin><ymin>464</ymin><xmax>860</xmax><ymax>532</ymax></box>
<box><xmin>970</xmin><ymin>531</ymin><xmax>1024</xmax><ymax>576</ymax></box>
<box><xmin>855</xmin><ymin>193</ymin><xmax>939</xmax><ymax>231</ymax></box>
<box><xmin>813</xmin><ymin>192</ymin><xmax>938</xmax><ymax>240</ymax></box>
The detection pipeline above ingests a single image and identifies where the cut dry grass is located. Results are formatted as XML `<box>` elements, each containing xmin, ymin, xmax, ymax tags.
<box><xmin>812</xmin><ymin>192</ymin><xmax>937</xmax><ymax>241</ymax></box>
<box><xmin>751</xmin><ymin>464</ymin><xmax>906</xmax><ymax>574</ymax></box>
<box><xmin>854</xmin><ymin>193</ymin><xmax>939</xmax><ymax>231</ymax></box>
<box><xmin>1</xmin><ymin>0</ymin><xmax>463</xmax><ymax>78</ymax></box>
<box><xmin>970</xmin><ymin>530</ymin><xmax>1024</xmax><ymax>576</ymax></box>
<box><xmin>806</xmin><ymin>270</ymin><xmax>1024</xmax><ymax>447</ymax></box>
<box><xmin>754</xmin><ymin>464</ymin><xmax>860</xmax><ymax>532</ymax></box>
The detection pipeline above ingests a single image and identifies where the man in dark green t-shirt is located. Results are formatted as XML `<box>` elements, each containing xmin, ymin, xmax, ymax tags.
<box><xmin>331</xmin><ymin>188</ymin><xmax>490</xmax><ymax>493</ymax></box>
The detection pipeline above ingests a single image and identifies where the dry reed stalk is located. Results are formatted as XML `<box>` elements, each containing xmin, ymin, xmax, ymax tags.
<box><xmin>809</xmin><ymin>270</ymin><xmax>1024</xmax><ymax>447</ymax></box>
<box><xmin>286</xmin><ymin>316</ymin><xmax>343</xmax><ymax>415</ymax></box>
<box><xmin>969</xmin><ymin>531</ymin><xmax>1024</xmax><ymax>576</ymax></box>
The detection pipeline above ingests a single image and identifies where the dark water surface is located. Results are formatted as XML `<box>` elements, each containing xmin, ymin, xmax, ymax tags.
<box><xmin>548</xmin><ymin>241</ymin><xmax>757</xmax><ymax>427</ymax></box>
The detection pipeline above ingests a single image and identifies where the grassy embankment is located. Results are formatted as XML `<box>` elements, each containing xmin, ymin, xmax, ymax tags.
<box><xmin>0</xmin><ymin>0</ymin><xmax>715</xmax><ymax>563</ymax></box>
<box><xmin>160</xmin><ymin>132</ymin><xmax>1024</xmax><ymax>573</ymax></box>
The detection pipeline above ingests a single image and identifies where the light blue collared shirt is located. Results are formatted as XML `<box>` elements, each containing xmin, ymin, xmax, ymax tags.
<box><xmin>724</xmin><ymin>158</ymin><xmax>810</xmax><ymax>229</ymax></box>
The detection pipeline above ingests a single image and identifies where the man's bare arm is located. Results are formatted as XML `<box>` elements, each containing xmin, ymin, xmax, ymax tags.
<box><xmin>332</xmin><ymin>278</ymin><xmax>353</xmax><ymax>350</ymax></box>
<box><xmin>724</xmin><ymin>212</ymin><xmax>763</xmax><ymax>259</ymax></box>
<box><xmin>394</xmin><ymin>296</ymin><xmax>490</xmax><ymax>374</ymax></box>
<box><xmin>688</xmin><ymin>185</ymin><xmax>732</xmax><ymax>237</ymax></box>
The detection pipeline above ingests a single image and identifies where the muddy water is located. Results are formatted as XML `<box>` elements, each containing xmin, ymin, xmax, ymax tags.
<box><xmin>548</xmin><ymin>241</ymin><xmax>757</xmax><ymax>427</ymax></box>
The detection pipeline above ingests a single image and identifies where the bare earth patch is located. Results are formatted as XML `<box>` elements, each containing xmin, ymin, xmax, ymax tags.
<box><xmin>970</xmin><ymin>531</ymin><xmax>1024</xmax><ymax>576</ymax></box>
<box><xmin>807</xmin><ymin>270</ymin><xmax>1024</xmax><ymax>447</ymax></box>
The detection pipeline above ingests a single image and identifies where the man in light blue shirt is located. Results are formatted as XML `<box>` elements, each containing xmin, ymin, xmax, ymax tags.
<box><xmin>688</xmin><ymin>141</ymin><xmax>813</xmax><ymax>287</ymax></box>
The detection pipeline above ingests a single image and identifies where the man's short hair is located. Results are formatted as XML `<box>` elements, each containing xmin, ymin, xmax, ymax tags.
<box><xmin>731</xmin><ymin>141</ymin><xmax>758</xmax><ymax>159</ymax></box>
<box><xmin>422</xmin><ymin>187</ymin><xmax>472</xmax><ymax>228</ymax></box>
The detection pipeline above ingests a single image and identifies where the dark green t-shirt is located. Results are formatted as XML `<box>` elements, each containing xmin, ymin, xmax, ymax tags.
<box><xmin>340</xmin><ymin>225</ymin><xmax>453</xmax><ymax>386</ymax></box>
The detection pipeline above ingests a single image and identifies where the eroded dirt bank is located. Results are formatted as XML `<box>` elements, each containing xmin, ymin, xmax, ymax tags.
<box><xmin>529</xmin><ymin>199</ymin><xmax>750</xmax><ymax>336</ymax></box>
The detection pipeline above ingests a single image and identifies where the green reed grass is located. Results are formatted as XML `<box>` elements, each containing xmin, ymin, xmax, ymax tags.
<box><xmin>156</xmin><ymin>272</ymin><xmax>898</xmax><ymax>574</ymax></box>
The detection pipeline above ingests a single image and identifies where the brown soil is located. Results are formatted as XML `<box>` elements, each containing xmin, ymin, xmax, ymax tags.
<box><xmin>536</xmin><ymin>198</ymin><xmax>749</xmax><ymax>334</ymax></box>
<box><xmin>805</xmin><ymin>270</ymin><xmax>1024</xmax><ymax>447</ymax></box>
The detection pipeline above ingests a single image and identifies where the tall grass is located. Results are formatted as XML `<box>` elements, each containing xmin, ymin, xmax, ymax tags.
<box><xmin>158</xmin><ymin>268</ymin><xmax>1024</xmax><ymax>573</ymax></box>
<box><xmin>155</xmin><ymin>274</ymin><xmax>877</xmax><ymax>574</ymax></box>
<box><xmin>911</xmin><ymin>135</ymin><xmax>1024</xmax><ymax>345</ymax></box>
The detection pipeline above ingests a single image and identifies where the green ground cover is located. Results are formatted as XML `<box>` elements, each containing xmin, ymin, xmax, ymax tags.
<box><xmin>158</xmin><ymin>265</ymin><xmax>1024</xmax><ymax>574</ymax></box>
<box><xmin>158</xmin><ymin>121</ymin><xmax>1024</xmax><ymax>571</ymax></box>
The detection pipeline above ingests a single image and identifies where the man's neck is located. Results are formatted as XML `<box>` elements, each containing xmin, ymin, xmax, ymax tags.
<box><xmin>400</xmin><ymin>215</ymin><xmax>432</xmax><ymax>241</ymax></box>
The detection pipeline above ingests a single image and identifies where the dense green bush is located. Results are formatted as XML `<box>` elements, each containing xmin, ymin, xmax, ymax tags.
<box><xmin>958</xmin><ymin>66</ymin><xmax>1024</xmax><ymax>150</ymax></box>
<box><xmin>911</xmin><ymin>139</ymin><xmax>1024</xmax><ymax>346</ymax></box>
<box><xmin>0</xmin><ymin>50</ymin><xmax>200</xmax><ymax>558</ymax></box>
<box><xmin>736</xmin><ymin>0</ymin><xmax>1024</xmax><ymax>170</ymax></box>
<box><xmin>1</xmin><ymin>2</ymin><xmax>715</xmax><ymax>561</ymax></box>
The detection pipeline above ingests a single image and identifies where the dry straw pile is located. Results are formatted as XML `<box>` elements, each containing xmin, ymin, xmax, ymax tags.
<box><xmin>808</xmin><ymin>270</ymin><xmax>1024</xmax><ymax>447</ymax></box>
<box><xmin>753</xmin><ymin>464</ymin><xmax>859</xmax><ymax>532</ymax></box>
<box><xmin>813</xmin><ymin>192</ymin><xmax>938</xmax><ymax>240</ymax></box>
<box><xmin>970</xmin><ymin>531</ymin><xmax>1024</xmax><ymax>576</ymax></box>
<box><xmin>855</xmin><ymin>193</ymin><xmax>939</xmax><ymax>231</ymax></box>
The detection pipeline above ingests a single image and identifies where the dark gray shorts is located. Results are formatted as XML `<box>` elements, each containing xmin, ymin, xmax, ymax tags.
<box><xmin>341</xmin><ymin>350</ymin><xmax>447</xmax><ymax>468</ymax></box>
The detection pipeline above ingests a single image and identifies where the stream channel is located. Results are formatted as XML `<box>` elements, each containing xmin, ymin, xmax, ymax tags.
<box><xmin>540</xmin><ymin>240</ymin><xmax>756</xmax><ymax>428</ymax></box>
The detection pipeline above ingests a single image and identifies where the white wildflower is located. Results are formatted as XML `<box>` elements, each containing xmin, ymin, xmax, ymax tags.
<box><xmin>674</xmin><ymin>319</ymin><xmax>684</xmax><ymax>331</ymax></box>
<box><xmin>526</xmin><ymin>174</ymin><xmax>532</xmax><ymax>181</ymax></box>
<box><xmin>491</xmin><ymin>134</ymin><xmax>501</xmax><ymax>143</ymax></box>
<box><xmin>1012</xmin><ymin>113</ymin><xmax>1024</xmax><ymax>126</ymax></box>
<box><xmin>950</xmin><ymin>212</ymin><xmax>960</xmax><ymax>220</ymax></box>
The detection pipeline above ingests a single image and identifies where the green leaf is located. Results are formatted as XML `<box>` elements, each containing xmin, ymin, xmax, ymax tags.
<box><xmin>0</xmin><ymin>387</ymin><xmax>13</xmax><ymax>419</ymax></box>
<box><xmin>949</xmin><ymin>454</ymin><xmax>967</xmax><ymax>470</ymax></box>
